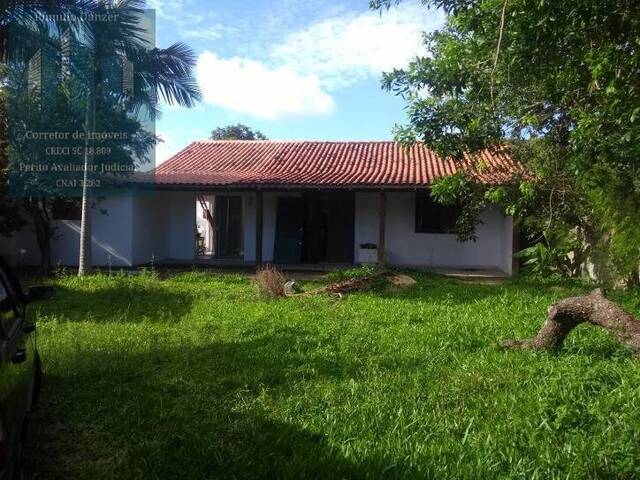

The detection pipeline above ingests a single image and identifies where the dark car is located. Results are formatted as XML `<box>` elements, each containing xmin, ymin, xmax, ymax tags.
<box><xmin>0</xmin><ymin>258</ymin><xmax>51</xmax><ymax>479</ymax></box>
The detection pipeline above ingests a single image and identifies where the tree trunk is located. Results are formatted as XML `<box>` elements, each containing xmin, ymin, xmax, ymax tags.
<box><xmin>77</xmin><ymin>186</ymin><xmax>92</xmax><ymax>276</ymax></box>
<box><xmin>78</xmin><ymin>92</ymin><xmax>95</xmax><ymax>277</ymax></box>
<box><xmin>502</xmin><ymin>288</ymin><xmax>640</xmax><ymax>354</ymax></box>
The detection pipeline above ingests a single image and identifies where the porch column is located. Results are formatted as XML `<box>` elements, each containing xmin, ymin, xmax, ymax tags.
<box><xmin>378</xmin><ymin>190</ymin><xmax>386</xmax><ymax>264</ymax></box>
<box><xmin>255</xmin><ymin>189</ymin><xmax>263</xmax><ymax>267</ymax></box>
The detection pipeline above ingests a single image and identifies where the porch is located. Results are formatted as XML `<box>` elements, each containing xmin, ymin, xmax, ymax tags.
<box><xmin>195</xmin><ymin>189</ymin><xmax>388</xmax><ymax>267</ymax></box>
<box><xmin>189</xmin><ymin>187</ymin><xmax>513</xmax><ymax>275</ymax></box>
<box><xmin>4</xmin><ymin>188</ymin><xmax>513</xmax><ymax>274</ymax></box>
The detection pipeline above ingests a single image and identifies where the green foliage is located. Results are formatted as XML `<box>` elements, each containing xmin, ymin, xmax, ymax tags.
<box><xmin>325</xmin><ymin>264</ymin><xmax>383</xmax><ymax>283</ymax></box>
<box><xmin>210</xmin><ymin>123</ymin><xmax>268</xmax><ymax>141</ymax></box>
<box><xmin>25</xmin><ymin>272</ymin><xmax>640</xmax><ymax>478</ymax></box>
<box><xmin>1</xmin><ymin>1</ymin><xmax>201</xmax><ymax>266</ymax></box>
<box><xmin>377</xmin><ymin>0</ymin><xmax>640</xmax><ymax>283</ymax></box>
<box><xmin>0</xmin><ymin>64</ymin><xmax>23</xmax><ymax>237</ymax></box>
<box><xmin>0</xmin><ymin>168</ymin><xmax>24</xmax><ymax>237</ymax></box>
<box><xmin>431</xmin><ymin>172</ymin><xmax>486</xmax><ymax>241</ymax></box>
<box><xmin>514</xmin><ymin>232</ymin><xmax>581</xmax><ymax>278</ymax></box>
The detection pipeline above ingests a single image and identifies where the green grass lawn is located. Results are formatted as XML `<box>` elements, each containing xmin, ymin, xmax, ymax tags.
<box><xmin>24</xmin><ymin>270</ymin><xmax>640</xmax><ymax>479</ymax></box>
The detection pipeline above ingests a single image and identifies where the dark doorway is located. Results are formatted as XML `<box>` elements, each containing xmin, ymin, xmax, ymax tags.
<box><xmin>215</xmin><ymin>196</ymin><xmax>243</xmax><ymax>258</ymax></box>
<box><xmin>273</xmin><ymin>192</ymin><xmax>355</xmax><ymax>265</ymax></box>
<box><xmin>273</xmin><ymin>197</ymin><xmax>306</xmax><ymax>264</ymax></box>
<box><xmin>303</xmin><ymin>191</ymin><xmax>354</xmax><ymax>263</ymax></box>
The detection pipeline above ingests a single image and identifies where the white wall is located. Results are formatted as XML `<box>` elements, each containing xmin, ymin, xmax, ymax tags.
<box><xmin>92</xmin><ymin>196</ymin><xmax>135</xmax><ymax>266</ymax></box>
<box><xmin>1</xmin><ymin>190</ymin><xmax>513</xmax><ymax>273</ymax></box>
<box><xmin>72</xmin><ymin>191</ymin><xmax>197</xmax><ymax>266</ymax></box>
<box><xmin>132</xmin><ymin>193</ymin><xmax>166</xmax><ymax>265</ymax></box>
<box><xmin>0</xmin><ymin>191</ymin><xmax>197</xmax><ymax>267</ymax></box>
<box><xmin>354</xmin><ymin>192</ymin><xmax>513</xmax><ymax>274</ymax></box>
<box><xmin>163</xmin><ymin>191</ymin><xmax>196</xmax><ymax>262</ymax></box>
<box><xmin>0</xmin><ymin>197</ymin><xmax>136</xmax><ymax>267</ymax></box>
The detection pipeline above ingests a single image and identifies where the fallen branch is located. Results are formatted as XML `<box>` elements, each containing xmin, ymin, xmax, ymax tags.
<box><xmin>268</xmin><ymin>269</ymin><xmax>417</xmax><ymax>299</ymax></box>
<box><xmin>295</xmin><ymin>275</ymin><xmax>380</xmax><ymax>297</ymax></box>
<box><xmin>501</xmin><ymin>288</ymin><xmax>640</xmax><ymax>354</ymax></box>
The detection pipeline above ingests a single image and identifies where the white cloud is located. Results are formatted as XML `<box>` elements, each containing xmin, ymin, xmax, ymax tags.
<box><xmin>191</xmin><ymin>1</ymin><xmax>441</xmax><ymax>119</ymax></box>
<box><xmin>146</xmin><ymin>0</ymin><xmax>206</xmax><ymax>30</ymax></box>
<box><xmin>271</xmin><ymin>2</ymin><xmax>442</xmax><ymax>89</ymax></box>
<box><xmin>196</xmin><ymin>51</ymin><xmax>335</xmax><ymax>119</ymax></box>
<box><xmin>145</xmin><ymin>0</ymin><xmax>186</xmax><ymax>20</ymax></box>
<box><xmin>182</xmin><ymin>25</ymin><xmax>226</xmax><ymax>41</ymax></box>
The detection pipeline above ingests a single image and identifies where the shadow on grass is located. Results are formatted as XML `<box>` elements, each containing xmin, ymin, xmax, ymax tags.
<box><xmin>25</xmin><ymin>330</ymin><xmax>424</xmax><ymax>480</ymax></box>
<box><xmin>366</xmin><ymin>271</ymin><xmax>592</xmax><ymax>307</ymax></box>
<box><xmin>39</xmin><ymin>282</ymin><xmax>194</xmax><ymax>323</ymax></box>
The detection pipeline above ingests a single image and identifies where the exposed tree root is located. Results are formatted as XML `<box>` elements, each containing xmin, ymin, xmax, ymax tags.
<box><xmin>501</xmin><ymin>288</ymin><xmax>640</xmax><ymax>354</ymax></box>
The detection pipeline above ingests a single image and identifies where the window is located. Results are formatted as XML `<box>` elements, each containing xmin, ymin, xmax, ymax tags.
<box><xmin>415</xmin><ymin>192</ymin><xmax>461</xmax><ymax>234</ymax></box>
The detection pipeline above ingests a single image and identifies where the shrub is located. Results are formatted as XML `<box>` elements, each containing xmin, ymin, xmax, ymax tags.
<box><xmin>325</xmin><ymin>264</ymin><xmax>384</xmax><ymax>283</ymax></box>
<box><xmin>255</xmin><ymin>265</ymin><xmax>286</xmax><ymax>297</ymax></box>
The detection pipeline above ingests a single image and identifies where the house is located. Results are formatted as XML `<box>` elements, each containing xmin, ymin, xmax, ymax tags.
<box><xmin>1</xmin><ymin>141</ymin><xmax>521</xmax><ymax>275</ymax></box>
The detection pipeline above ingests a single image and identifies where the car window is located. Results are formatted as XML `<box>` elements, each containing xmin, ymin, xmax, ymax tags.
<box><xmin>0</xmin><ymin>280</ymin><xmax>18</xmax><ymax>336</ymax></box>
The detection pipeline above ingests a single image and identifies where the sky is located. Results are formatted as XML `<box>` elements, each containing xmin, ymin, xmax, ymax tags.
<box><xmin>145</xmin><ymin>0</ymin><xmax>444</xmax><ymax>164</ymax></box>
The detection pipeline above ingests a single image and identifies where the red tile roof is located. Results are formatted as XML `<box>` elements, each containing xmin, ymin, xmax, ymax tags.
<box><xmin>144</xmin><ymin>140</ymin><xmax>522</xmax><ymax>188</ymax></box>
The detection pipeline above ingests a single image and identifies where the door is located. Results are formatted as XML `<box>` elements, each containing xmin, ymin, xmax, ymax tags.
<box><xmin>273</xmin><ymin>197</ymin><xmax>305</xmax><ymax>264</ymax></box>
<box><xmin>215</xmin><ymin>196</ymin><xmax>243</xmax><ymax>258</ymax></box>
<box><xmin>302</xmin><ymin>192</ymin><xmax>327</xmax><ymax>263</ymax></box>
<box><xmin>325</xmin><ymin>192</ymin><xmax>355</xmax><ymax>263</ymax></box>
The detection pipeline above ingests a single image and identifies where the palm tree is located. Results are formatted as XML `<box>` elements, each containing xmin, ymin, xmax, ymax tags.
<box><xmin>1</xmin><ymin>1</ymin><xmax>104</xmax><ymax>64</ymax></box>
<box><xmin>2</xmin><ymin>1</ymin><xmax>200</xmax><ymax>273</ymax></box>
<box><xmin>70</xmin><ymin>0</ymin><xmax>201</xmax><ymax>275</ymax></box>
<box><xmin>1</xmin><ymin>1</ymin><xmax>103</xmax><ymax>271</ymax></box>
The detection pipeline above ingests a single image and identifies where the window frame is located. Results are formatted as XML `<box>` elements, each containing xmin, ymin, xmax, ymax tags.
<box><xmin>414</xmin><ymin>192</ymin><xmax>461</xmax><ymax>235</ymax></box>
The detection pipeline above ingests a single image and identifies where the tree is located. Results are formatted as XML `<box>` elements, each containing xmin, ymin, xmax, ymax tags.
<box><xmin>7</xmin><ymin>58</ymin><xmax>156</xmax><ymax>268</ymax></box>
<box><xmin>0</xmin><ymin>65</ymin><xmax>24</xmax><ymax>238</ymax></box>
<box><xmin>1</xmin><ymin>0</ymin><xmax>131</xmax><ymax>269</ymax></box>
<box><xmin>374</xmin><ymin>0</ymin><xmax>640</xmax><ymax>284</ymax></box>
<box><xmin>2</xmin><ymin>1</ymin><xmax>201</xmax><ymax>273</ymax></box>
<box><xmin>502</xmin><ymin>288</ymin><xmax>640</xmax><ymax>355</ymax></box>
<box><xmin>75</xmin><ymin>1</ymin><xmax>201</xmax><ymax>276</ymax></box>
<box><xmin>210</xmin><ymin>123</ymin><xmax>267</xmax><ymax>141</ymax></box>
<box><xmin>0</xmin><ymin>1</ymin><xmax>99</xmax><ymax>62</ymax></box>
<box><xmin>0</xmin><ymin>1</ymin><xmax>97</xmax><ymax>243</ymax></box>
